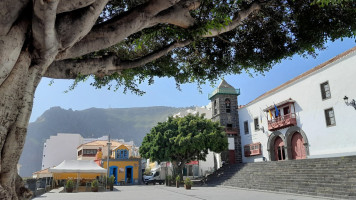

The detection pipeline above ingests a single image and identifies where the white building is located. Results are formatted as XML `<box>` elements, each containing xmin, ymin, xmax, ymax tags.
<box><xmin>173</xmin><ymin>104</ymin><xmax>212</xmax><ymax>119</ymax></box>
<box><xmin>41</xmin><ymin>133</ymin><xmax>135</xmax><ymax>170</ymax></box>
<box><xmin>41</xmin><ymin>133</ymin><xmax>83</xmax><ymax>169</ymax></box>
<box><xmin>238</xmin><ymin>46</ymin><xmax>356</xmax><ymax>163</ymax></box>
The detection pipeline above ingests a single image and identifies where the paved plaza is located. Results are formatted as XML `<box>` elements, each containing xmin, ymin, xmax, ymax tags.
<box><xmin>35</xmin><ymin>185</ymin><xmax>337</xmax><ymax>200</ymax></box>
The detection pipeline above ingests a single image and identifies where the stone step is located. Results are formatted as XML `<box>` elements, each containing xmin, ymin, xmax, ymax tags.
<box><xmin>206</xmin><ymin>155</ymin><xmax>356</xmax><ymax>199</ymax></box>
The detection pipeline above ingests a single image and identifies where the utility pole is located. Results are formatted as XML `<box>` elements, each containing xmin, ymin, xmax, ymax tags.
<box><xmin>106</xmin><ymin>135</ymin><xmax>111</xmax><ymax>190</ymax></box>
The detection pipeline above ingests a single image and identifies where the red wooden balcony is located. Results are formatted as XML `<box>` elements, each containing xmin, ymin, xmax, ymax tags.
<box><xmin>267</xmin><ymin>113</ymin><xmax>297</xmax><ymax>131</ymax></box>
<box><xmin>244</xmin><ymin>143</ymin><xmax>262</xmax><ymax>157</ymax></box>
<box><xmin>225</xmin><ymin>127</ymin><xmax>238</xmax><ymax>135</ymax></box>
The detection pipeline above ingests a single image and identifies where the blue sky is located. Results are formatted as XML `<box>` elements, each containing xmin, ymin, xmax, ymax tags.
<box><xmin>30</xmin><ymin>38</ymin><xmax>356</xmax><ymax>122</ymax></box>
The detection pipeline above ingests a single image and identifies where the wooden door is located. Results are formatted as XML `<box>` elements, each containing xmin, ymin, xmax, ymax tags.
<box><xmin>292</xmin><ymin>132</ymin><xmax>306</xmax><ymax>159</ymax></box>
<box><xmin>274</xmin><ymin>137</ymin><xmax>286</xmax><ymax>161</ymax></box>
<box><xmin>229</xmin><ymin>150</ymin><xmax>235</xmax><ymax>164</ymax></box>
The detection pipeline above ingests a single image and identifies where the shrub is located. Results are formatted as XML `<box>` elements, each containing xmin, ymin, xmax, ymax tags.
<box><xmin>108</xmin><ymin>175</ymin><xmax>115</xmax><ymax>185</ymax></box>
<box><xmin>184</xmin><ymin>178</ymin><xmax>193</xmax><ymax>186</ymax></box>
<box><xmin>175</xmin><ymin>175</ymin><xmax>180</xmax><ymax>182</ymax></box>
<box><xmin>91</xmin><ymin>179</ymin><xmax>99</xmax><ymax>188</ymax></box>
<box><xmin>66</xmin><ymin>179</ymin><xmax>74</xmax><ymax>189</ymax></box>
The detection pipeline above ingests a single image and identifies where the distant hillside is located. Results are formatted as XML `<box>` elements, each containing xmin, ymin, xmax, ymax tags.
<box><xmin>19</xmin><ymin>106</ymin><xmax>190</xmax><ymax>177</ymax></box>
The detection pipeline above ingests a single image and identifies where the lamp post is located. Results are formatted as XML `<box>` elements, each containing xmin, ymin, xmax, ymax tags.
<box><xmin>106</xmin><ymin>135</ymin><xmax>111</xmax><ymax>190</ymax></box>
<box><xmin>344</xmin><ymin>96</ymin><xmax>356</xmax><ymax>110</ymax></box>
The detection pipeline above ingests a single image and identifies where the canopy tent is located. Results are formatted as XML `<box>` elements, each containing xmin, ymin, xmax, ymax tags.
<box><xmin>49</xmin><ymin>160</ymin><xmax>107</xmax><ymax>192</ymax></box>
<box><xmin>49</xmin><ymin>160</ymin><xmax>107</xmax><ymax>173</ymax></box>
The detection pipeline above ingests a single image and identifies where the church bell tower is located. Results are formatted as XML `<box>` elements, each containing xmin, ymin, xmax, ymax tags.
<box><xmin>208</xmin><ymin>80</ymin><xmax>242</xmax><ymax>164</ymax></box>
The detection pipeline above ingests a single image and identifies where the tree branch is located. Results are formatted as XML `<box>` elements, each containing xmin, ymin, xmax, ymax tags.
<box><xmin>152</xmin><ymin>1</ymin><xmax>200</xmax><ymax>28</ymax></box>
<box><xmin>203</xmin><ymin>2</ymin><xmax>262</xmax><ymax>37</ymax></box>
<box><xmin>119</xmin><ymin>40</ymin><xmax>191</xmax><ymax>70</ymax></box>
<box><xmin>0</xmin><ymin>18</ymin><xmax>29</xmax><ymax>87</ymax></box>
<box><xmin>0</xmin><ymin>0</ymin><xmax>30</xmax><ymax>36</ymax></box>
<box><xmin>57</xmin><ymin>0</ymin><xmax>96</xmax><ymax>14</ymax></box>
<box><xmin>56</xmin><ymin>0</ymin><xmax>182</xmax><ymax>60</ymax></box>
<box><xmin>32</xmin><ymin>0</ymin><xmax>60</xmax><ymax>61</ymax></box>
<box><xmin>56</xmin><ymin>0</ymin><xmax>109</xmax><ymax>50</ymax></box>
<box><xmin>45</xmin><ymin>40</ymin><xmax>191</xmax><ymax>79</ymax></box>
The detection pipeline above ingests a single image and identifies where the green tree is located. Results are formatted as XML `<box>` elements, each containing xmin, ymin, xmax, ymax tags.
<box><xmin>0</xmin><ymin>0</ymin><xmax>355</xmax><ymax>198</ymax></box>
<box><xmin>140</xmin><ymin>114</ymin><xmax>228</xmax><ymax>179</ymax></box>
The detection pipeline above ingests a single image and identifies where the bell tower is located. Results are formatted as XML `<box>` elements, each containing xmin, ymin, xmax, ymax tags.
<box><xmin>208</xmin><ymin>79</ymin><xmax>242</xmax><ymax>164</ymax></box>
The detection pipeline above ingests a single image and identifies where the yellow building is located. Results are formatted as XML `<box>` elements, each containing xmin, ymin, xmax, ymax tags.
<box><xmin>77</xmin><ymin>140</ymin><xmax>142</xmax><ymax>185</ymax></box>
<box><xmin>102</xmin><ymin>144</ymin><xmax>141</xmax><ymax>185</ymax></box>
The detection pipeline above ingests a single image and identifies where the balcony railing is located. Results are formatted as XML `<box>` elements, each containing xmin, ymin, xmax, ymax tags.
<box><xmin>268</xmin><ymin>113</ymin><xmax>297</xmax><ymax>131</ymax></box>
<box><xmin>225</xmin><ymin>127</ymin><xmax>238</xmax><ymax>135</ymax></box>
<box><xmin>244</xmin><ymin>143</ymin><xmax>262</xmax><ymax>157</ymax></box>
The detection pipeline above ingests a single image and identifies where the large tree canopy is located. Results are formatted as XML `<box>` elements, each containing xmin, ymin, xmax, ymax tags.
<box><xmin>139</xmin><ymin>114</ymin><xmax>228</xmax><ymax>178</ymax></box>
<box><xmin>0</xmin><ymin>0</ymin><xmax>355</xmax><ymax>199</ymax></box>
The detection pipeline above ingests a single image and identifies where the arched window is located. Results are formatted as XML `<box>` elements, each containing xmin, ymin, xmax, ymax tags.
<box><xmin>214</xmin><ymin>100</ymin><xmax>217</xmax><ymax>115</ymax></box>
<box><xmin>225</xmin><ymin>98</ymin><xmax>231</xmax><ymax>113</ymax></box>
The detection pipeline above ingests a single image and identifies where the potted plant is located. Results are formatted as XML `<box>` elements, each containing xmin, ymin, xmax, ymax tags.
<box><xmin>65</xmin><ymin>179</ymin><xmax>74</xmax><ymax>193</ymax></box>
<box><xmin>184</xmin><ymin>178</ymin><xmax>193</xmax><ymax>190</ymax></box>
<box><xmin>107</xmin><ymin>175</ymin><xmax>115</xmax><ymax>191</ymax></box>
<box><xmin>175</xmin><ymin>175</ymin><xmax>180</xmax><ymax>188</ymax></box>
<box><xmin>91</xmin><ymin>179</ymin><xmax>99</xmax><ymax>192</ymax></box>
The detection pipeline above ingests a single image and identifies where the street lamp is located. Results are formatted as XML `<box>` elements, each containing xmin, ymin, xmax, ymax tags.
<box><xmin>344</xmin><ymin>96</ymin><xmax>356</xmax><ymax>110</ymax></box>
<box><xmin>106</xmin><ymin>135</ymin><xmax>112</xmax><ymax>190</ymax></box>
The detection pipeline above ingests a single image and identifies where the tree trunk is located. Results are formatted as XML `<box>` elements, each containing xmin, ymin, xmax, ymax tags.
<box><xmin>172</xmin><ymin>161</ymin><xmax>185</xmax><ymax>183</ymax></box>
<box><xmin>0</xmin><ymin>51</ymin><xmax>43</xmax><ymax>199</ymax></box>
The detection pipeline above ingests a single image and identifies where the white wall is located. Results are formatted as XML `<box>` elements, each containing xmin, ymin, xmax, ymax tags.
<box><xmin>173</xmin><ymin>104</ymin><xmax>212</xmax><ymax>119</ymax></box>
<box><xmin>239</xmin><ymin>50</ymin><xmax>356</xmax><ymax>162</ymax></box>
<box><xmin>198</xmin><ymin>150</ymin><xmax>221</xmax><ymax>176</ymax></box>
<box><xmin>42</xmin><ymin>133</ymin><xmax>83</xmax><ymax>169</ymax></box>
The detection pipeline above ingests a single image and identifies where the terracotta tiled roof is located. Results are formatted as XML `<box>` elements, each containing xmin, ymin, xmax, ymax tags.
<box><xmin>77</xmin><ymin>140</ymin><xmax>123</xmax><ymax>149</ymax></box>
<box><xmin>244</xmin><ymin>46</ymin><xmax>356</xmax><ymax>107</ymax></box>
<box><xmin>113</xmin><ymin>144</ymin><xmax>132</xmax><ymax>151</ymax></box>
<box><xmin>32</xmin><ymin>168</ymin><xmax>50</xmax><ymax>175</ymax></box>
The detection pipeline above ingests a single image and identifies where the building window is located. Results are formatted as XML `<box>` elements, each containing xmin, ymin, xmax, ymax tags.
<box><xmin>225</xmin><ymin>98</ymin><xmax>231</xmax><ymax>113</ymax></box>
<box><xmin>254</xmin><ymin>118</ymin><xmax>259</xmax><ymax>131</ymax></box>
<box><xmin>244</xmin><ymin>121</ymin><xmax>249</xmax><ymax>134</ymax></box>
<box><xmin>214</xmin><ymin>100</ymin><xmax>217</xmax><ymax>115</ymax></box>
<box><xmin>83</xmin><ymin>149</ymin><xmax>97</xmax><ymax>156</ymax></box>
<box><xmin>78</xmin><ymin>150</ymin><xmax>82</xmax><ymax>156</ymax></box>
<box><xmin>116</xmin><ymin>149</ymin><xmax>129</xmax><ymax>159</ymax></box>
<box><xmin>320</xmin><ymin>81</ymin><xmax>331</xmax><ymax>100</ymax></box>
<box><xmin>283</xmin><ymin>106</ymin><xmax>290</xmax><ymax>115</ymax></box>
<box><xmin>324</xmin><ymin>108</ymin><xmax>336</xmax><ymax>126</ymax></box>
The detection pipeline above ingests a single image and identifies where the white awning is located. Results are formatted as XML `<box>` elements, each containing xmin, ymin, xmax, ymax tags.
<box><xmin>49</xmin><ymin>160</ymin><xmax>107</xmax><ymax>173</ymax></box>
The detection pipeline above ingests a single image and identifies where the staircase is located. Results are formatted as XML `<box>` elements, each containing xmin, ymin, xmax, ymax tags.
<box><xmin>205</xmin><ymin>156</ymin><xmax>356</xmax><ymax>199</ymax></box>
